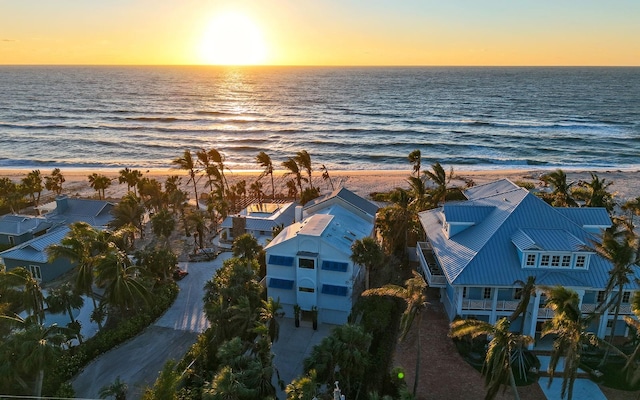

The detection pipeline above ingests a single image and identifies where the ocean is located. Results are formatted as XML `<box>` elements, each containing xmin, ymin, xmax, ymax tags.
<box><xmin>0</xmin><ymin>66</ymin><xmax>638</xmax><ymax>172</ymax></box>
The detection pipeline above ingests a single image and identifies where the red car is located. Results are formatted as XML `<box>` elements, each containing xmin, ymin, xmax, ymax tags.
<box><xmin>173</xmin><ymin>268</ymin><xmax>189</xmax><ymax>280</ymax></box>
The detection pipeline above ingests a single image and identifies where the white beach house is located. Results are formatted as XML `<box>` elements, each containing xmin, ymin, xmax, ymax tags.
<box><xmin>264</xmin><ymin>188</ymin><xmax>378</xmax><ymax>325</ymax></box>
<box><xmin>416</xmin><ymin>179</ymin><xmax>639</xmax><ymax>342</ymax></box>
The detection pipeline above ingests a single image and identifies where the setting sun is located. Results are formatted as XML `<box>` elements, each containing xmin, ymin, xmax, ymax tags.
<box><xmin>198</xmin><ymin>11</ymin><xmax>268</xmax><ymax>65</ymax></box>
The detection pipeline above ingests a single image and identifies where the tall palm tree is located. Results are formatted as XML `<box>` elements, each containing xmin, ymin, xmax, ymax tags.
<box><xmin>0</xmin><ymin>178</ymin><xmax>26</xmax><ymax>214</ymax></box>
<box><xmin>294</xmin><ymin>150</ymin><xmax>313</xmax><ymax>189</ymax></box>
<box><xmin>186</xmin><ymin>209</ymin><xmax>207</xmax><ymax>250</ymax></box>
<box><xmin>283</xmin><ymin>157</ymin><xmax>306</xmax><ymax>195</ymax></box>
<box><xmin>363</xmin><ymin>270</ymin><xmax>427</xmax><ymax>396</ymax></box>
<box><xmin>541</xmin><ymin>286</ymin><xmax>598</xmax><ymax>400</ymax></box>
<box><xmin>118</xmin><ymin>167</ymin><xmax>143</xmax><ymax>196</ymax></box>
<box><xmin>621</xmin><ymin>196</ymin><xmax>640</xmax><ymax>227</ymax></box>
<box><xmin>319</xmin><ymin>164</ymin><xmax>334</xmax><ymax>191</ymax></box>
<box><xmin>450</xmin><ymin>317</ymin><xmax>534</xmax><ymax>400</ymax></box>
<box><xmin>256</xmin><ymin>151</ymin><xmax>275</xmax><ymax>200</ymax></box>
<box><xmin>350</xmin><ymin>237</ymin><xmax>384</xmax><ymax>290</ymax></box>
<box><xmin>423</xmin><ymin>162</ymin><xmax>452</xmax><ymax>205</ymax></box>
<box><xmin>13</xmin><ymin>321</ymin><xmax>67</xmax><ymax>398</ymax></box>
<box><xmin>44</xmin><ymin>167</ymin><xmax>65</xmax><ymax>195</ymax></box>
<box><xmin>109</xmin><ymin>193</ymin><xmax>145</xmax><ymax>243</ymax></box>
<box><xmin>95</xmin><ymin>248</ymin><xmax>150</xmax><ymax>316</ymax></box>
<box><xmin>249</xmin><ymin>180</ymin><xmax>264</xmax><ymax>205</ymax></box>
<box><xmin>408</xmin><ymin>149</ymin><xmax>421</xmax><ymax>176</ymax></box>
<box><xmin>407</xmin><ymin>175</ymin><xmax>430</xmax><ymax>211</ymax></box>
<box><xmin>151</xmin><ymin>209</ymin><xmax>175</xmax><ymax>245</ymax></box>
<box><xmin>172</xmin><ymin>149</ymin><xmax>200</xmax><ymax>209</ymax></box>
<box><xmin>622</xmin><ymin>292</ymin><xmax>640</xmax><ymax>385</ymax></box>
<box><xmin>509</xmin><ymin>276</ymin><xmax>537</xmax><ymax>335</ymax></box>
<box><xmin>587</xmin><ymin>222</ymin><xmax>640</xmax><ymax>364</ymax></box>
<box><xmin>88</xmin><ymin>173</ymin><xmax>112</xmax><ymax>200</ymax></box>
<box><xmin>540</xmin><ymin>169</ymin><xmax>577</xmax><ymax>207</ymax></box>
<box><xmin>285</xmin><ymin>179</ymin><xmax>298</xmax><ymax>200</ymax></box>
<box><xmin>21</xmin><ymin>169</ymin><xmax>43</xmax><ymax>208</ymax></box>
<box><xmin>232</xmin><ymin>233</ymin><xmax>263</xmax><ymax>261</ymax></box>
<box><xmin>259</xmin><ymin>297</ymin><xmax>284</xmax><ymax>344</ymax></box>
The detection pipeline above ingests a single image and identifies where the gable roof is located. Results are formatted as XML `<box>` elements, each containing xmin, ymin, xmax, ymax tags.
<box><xmin>304</xmin><ymin>187</ymin><xmax>378</xmax><ymax>217</ymax></box>
<box><xmin>555</xmin><ymin>207</ymin><xmax>612</xmax><ymax>228</ymax></box>
<box><xmin>46</xmin><ymin>197</ymin><xmax>114</xmax><ymax>227</ymax></box>
<box><xmin>0</xmin><ymin>226</ymin><xmax>70</xmax><ymax>263</ymax></box>
<box><xmin>419</xmin><ymin>179</ymin><xmax>633</xmax><ymax>289</ymax></box>
<box><xmin>0</xmin><ymin>215</ymin><xmax>52</xmax><ymax>236</ymax></box>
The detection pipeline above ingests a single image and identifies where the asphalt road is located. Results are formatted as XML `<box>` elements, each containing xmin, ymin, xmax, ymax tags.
<box><xmin>72</xmin><ymin>254</ymin><xmax>229</xmax><ymax>399</ymax></box>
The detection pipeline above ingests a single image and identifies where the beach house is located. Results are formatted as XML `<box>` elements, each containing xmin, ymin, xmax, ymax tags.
<box><xmin>416</xmin><ymin>179</ymin><xmax>639</xmax><ymax>342</ymax></box>
<box><xmin>220</xmin><ymin>201</ymin><xmax>297</xmax><ymax>246</ymax></box>
<box><xmin>0</xmin><ymin>214</ymin><xmax>52</xmax><ymax>248</ymax></box>
<box><xmin>264</xmin><ymin>188</ymin><xmax>378</xmax><ymax>325</ymax></box>
<box><xmin>0</xmin><ymin>195</ymin><xmax>115</xmax><ymax>282</ymax></box>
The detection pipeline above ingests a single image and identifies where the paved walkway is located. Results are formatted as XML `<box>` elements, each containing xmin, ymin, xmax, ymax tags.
<box><xmin>72</xmin><ymin>254</ymin><xmax>229</xmax><ymax>399</ymax></box>
<box><xmin>537</xmin><ymin>356</ymin><xmax>607</xmax><ymax>400</ymax></box>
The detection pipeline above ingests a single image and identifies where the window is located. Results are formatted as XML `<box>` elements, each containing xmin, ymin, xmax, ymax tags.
<box><xmin>483</xmin><ymin>288</ymin><xmax>492</xmax><ymax>299</ymax></box>
<box><xmin>462</xmin><ymin>287</ymin><xmax>467</xmax><ymax>298</ymax></box>
<box><xmin>575</xmin><ymin>255</ymin><xmax>586</xmax><ymax>268</ymax></box>
<box><xmin>322</xmin><ymin>261</ymin><xmax>348</xmax><ymax>272</ymax></box>
<box><xmin>597</xmin><ymin>291</ymin><xmax>606</xmax><ymax>303</ymax></box>
<box><xmin>8</xmin><ymin>236</ymin><xmax>15</xmax><ymax>246</ymax></box>
<box><xmin>623</xmin><ymin>291</ymin><xmax>631</xmax><ymax>303</ymax></box>
<box><xmin>298</xmin><ymin>258</ymin><xmax>315</xmax><ymax>269</ymax></box>
<box><xmin>551</xmin><ymin>255</ymin><xmax>560</xmax><ymax>267</ymax></box>
<box><xmin>514</xmin><ymin>288</ymin><xmax>523</xmax><ymax>300</ymax></box>
<box><xmin>540</xmin><ymin>255</ymin><xmax>550</xmax><ymax>267</ymax></box>
<box><xmin>268</xmin><ymin>278</ymin><xmax>294</xmax><ymax>290</ymax></box>
<box><xmin>269</xmin><ymin>255</ymin><xmax>294</xmax><ymax>267</ymax></box>
<box><xmin>526</xmin><ymin>254</ymin><xmax>537</xmax><ymax>267</ymax></box>
<box><xmin>561</xmin><ymin>255</ymin><xmax>571</xmax><ymax>267</ymax></box>
<box><xmin>29</xmin><ymin>265</ymin><xmax>42</xmax><ymax>281</ymax></box>
<box><xmin>322</xmin><ymin>284</ymin><xmax>348</xmax><ymax>296</ymax></box>
<box><xmin>299</xmin><ymin>287</ymin><xmax>315</xmax><ymax>293</ymax></box>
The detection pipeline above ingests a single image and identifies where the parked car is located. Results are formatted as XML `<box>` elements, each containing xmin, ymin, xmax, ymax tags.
<box><xmin>173</xmin><ymin>267</ymin><xmax>189</xmax><ymax>280</ymax></box>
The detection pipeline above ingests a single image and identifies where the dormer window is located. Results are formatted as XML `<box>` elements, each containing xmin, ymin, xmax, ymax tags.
<box><xmin>575</xmin><ymin>255</ymin><xmax>586</xmax><ymax>268</ymax></box>
<box><xmin>526</xmin><ymin>254</ymin><xmax>537</xmax><ymax>266</ymax></box>
<box><xmin>561</xmin><ymin>255</ymin><xmax>571</xmax><ymax>268</ymax></box>
<box><xmin>540</xmin><ymin>255</ymin><xmax>550</xmax><ymax>267</ymax></box>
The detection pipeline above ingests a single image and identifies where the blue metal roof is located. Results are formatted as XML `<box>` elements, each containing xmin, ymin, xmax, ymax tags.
<box><xmin>443</xmin><ymin>204</ymin><xmax>495</xmax><ymax>224</ymax></box>
<box><xmin>304</xmin><ymin>187</ymin><xmax>378</xmax><ymax>217</ymax></box>
<box><xmin>0</xmin><ymin>226</ymin><xmax>70</xmax><ymax>263</ymax></box>
<box><xmin>555</xmin><ymin>207</ymin><xmax>612</xmax><ymax>228</ymax></box>
<box><xmin>517</xmin><ymin>228</ymin><xmax>585</xmax><ymax>252</ymax></box>
<box><xmin>0</xmin><ymin>215</ymin><xmax>51</xmax><ymax>235</ymax></box>
<box><xmin>47</xmin><ymin>198</ymin><xmax>114</xmax><ymax>227</ymax></box>
<box><xmin>419</xmin><ymin>179</ymin><xmax>635</xmax><ymax>290</ymax></box>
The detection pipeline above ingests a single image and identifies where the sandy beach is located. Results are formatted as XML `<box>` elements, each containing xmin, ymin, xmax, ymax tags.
<box><xmin>1</xmin><ymin>167</ymin><xmax>639</xmax><ymax>207</ymax></box>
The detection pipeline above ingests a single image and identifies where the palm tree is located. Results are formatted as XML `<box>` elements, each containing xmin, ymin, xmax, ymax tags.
<box><xmin>578</xmin><ymin>172</ymin><xmax>614</xmax><ymax>211</ymax></box>
<box><xmin>509</xmin><ymin>276</ymin><xmax>537</xmax><ymax>335</ymax></box>
<box><xmin>99</xmin><ymin>375</ymin><xmax>128</xmax><ymax>400</ymax></box>
<box><xmin>286</xmin><ymin>179</ymin><xmax>298</xmax><ymax>200</ymax></box>
<box><xmin>172</xmin><ymin>149</ymin><xmax>200</xmax><ymax>209</ymax></box>
<box><xmin>249</xmin><ymin>180</ymin><xmax>264</xmax><ymax>205</ymax></box>
<box><xmin>21</xmin><ymin>169</ymin><xmax>43</xmax><ymax>208</ymax></box>
<box><xmin>0</xmin><ymin>267</ymin><xmax>46</xmax><ymax>325</ymax></box>
<box><xmin>407</xmin><ymin>175</ymin><xmax>430</xmax><ymax>211</ymax></box>
<box><xmin>13</xmin><ymin>321</ymin><xmax>67</xmax><ymax>398</ymax></box>
<box><xmin>109</xmin><ymin>194</ymin><xmax>145</xmax><ymax>243</ymax></box>
<box><xmin>259</xmin><ymin>297</ymin><xmax>284</xmax><ymax>343</ymax></box>
<box><xmin>622</xmin><ymin>196</ymin><xmax>640</xmax><ymax>227</ymax></box>
<box><xmin>88</xmin><ymin>173</ymin><xmax>112</xmax><ymax>200</ymax></box>
<box><xmin>622</xmin><ymin>292</ymin><xmax>640</xmax><ymax>385</ymax></box>
<box><xmin>95</xmin><ymin>248</ymin><xmax>149</xmax><ymax>316</ymax></box>
<box><xmin>587</xmin><ymin>222</ymin><xmax>640</xmax><ymax>364</ymax></box>
<box><xmin>0</xmin><ymin>177</ymin><xmax>26</xmax><ymax>214</ymax></box>
<box><xmin>151</xmin><ymin>209</ymin><xmax>175</xmax><ymax>245</ymax></box>
<box><xmin>256</xmin><ymin>151</ymin><xmax>275</xmax><ymax>200</ymax></box>
<box><xmin>408</xmin><ymin>149</ymin><xmax>421</xmax><ymax>176</ymax></box>
<box><xmin>319</xmin><ymin>164</ymin><xmax>334</xmax><ymax>191</ymax></box>
<box><xmin>45</xmin><ymin>282</ymin><xmax>84</xmax><ymax>337</ymax></box>
<box><xmin>283</xmin><ymin>158</ymin><xmax>306</xmax><ymax>195</ymax></box>
<box><xmin>118</xmin><ymin>167</ymin><xmax>143</xmax><ymax>196</ymax></box>
<box><xmin>204</xmin><ymin>365</ymin><xmax>256</xmax><ymax>400</ymax></box>
<box><xmin>47</xmin><ymin>222</ymin><xmax>102</xmax><ymax>327</ymax></box>
<box><xmin>540</xmin><ymin>169</ymin><xmax>577</xmax><ymax>207</ymax></box>
<box><xmin>232</xmin><ymin>233</ymin><xmax>263</xmax><ymax>261</ymax></box>
<box><xmin>540</xmin><ymin>286</ymin><xmax>598</xmax><ymax>400</ymax></box>
<box><xmin>294</xmin><ymin>150</ymin><xmax>313</xmax><ymax>189</ymax></box>
<box><xmin>186</xmin><ymin>209</ymin><xmax>207</xmax><ymax>250</ymax></box>
<box><xmin>423</xmin><ymin>162</ymin><xmax>452</xmax><ymax>205</ymax></box>
<box><xmin>450</xmin><ymin>317</ymin><xmax>534</xmax><ymax>400</ymax></box>
<box><xmin>285</xmin><ymin>369</ymin><xmax>318</xmax><ymax>400</ymax></box>
<box><xmin>363</xmin><ymin>270</ymin><xmax>427</xmax><ymax>396</ymax></box>
<box><xmin>44</xmin><ymin>168</ymin><xmax>65</xmax><ymax>195</ymax></box>
<box><xmin>350</xmin><ymin>237</ymin><xmax>384</xmax><ymax>290</ymax></box>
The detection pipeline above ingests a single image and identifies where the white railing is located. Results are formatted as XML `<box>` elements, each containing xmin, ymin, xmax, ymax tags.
<box><xmin>461</xmin><ymin>299</ymin><xmax>520</xmax><ymax>311</ymax></box>
<box><xmin>416</xmin><ymin>242</ymin><xmax>446</xmax><ymax>287</ymax></box>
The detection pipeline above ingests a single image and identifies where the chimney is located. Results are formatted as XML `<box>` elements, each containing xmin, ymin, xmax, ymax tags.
<box><xmin>55</xmin><ymin>195</ymin><xmax>69</xmax><ymax>214</ymax></box>
<box><xmin>294</xmin><ymin>206</ymin><xmax>303</xmax><ymax>223</ymax></box>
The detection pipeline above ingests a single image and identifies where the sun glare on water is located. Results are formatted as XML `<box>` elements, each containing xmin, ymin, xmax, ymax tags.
<box><xmin>199</xmin><ymin>11</ymin><xmax>268</xmax><ymax>65</ymax></box>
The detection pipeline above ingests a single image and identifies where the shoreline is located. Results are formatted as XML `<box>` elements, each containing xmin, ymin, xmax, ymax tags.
<box><xmin>1</xmin><ymin>167</ymin><xmax>638</xmax><ymax>203</ymax></box>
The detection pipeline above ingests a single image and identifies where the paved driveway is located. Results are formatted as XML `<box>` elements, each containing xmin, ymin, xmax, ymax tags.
<box><xmin>72</xmin><ymin>254</ymin><xmax>229</xmax><ymax>399</ymax></box>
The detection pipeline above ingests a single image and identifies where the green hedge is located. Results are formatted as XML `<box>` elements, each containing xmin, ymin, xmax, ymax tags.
<box><xmin>44</xmin><ymin>282</ymin><xmax>179</xmax><ymax>396</ymax></box>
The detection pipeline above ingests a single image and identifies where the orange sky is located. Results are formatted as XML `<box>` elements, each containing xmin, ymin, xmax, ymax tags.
<box><xmin>1</xmin><ymin>1</ymin><xmax>639</xmax><ymax>66</ymax></box>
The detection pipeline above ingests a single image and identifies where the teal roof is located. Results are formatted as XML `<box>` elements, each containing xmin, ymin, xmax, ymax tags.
<box><xmin>0</xmin><ymin>226</ymin><xmax>70</xmax><ymax>263</ymax></box>
<box><xmin>0</xmin><ymin>215</ymin><xmax>51</xmax><ymax>236</ymax></box>
<box><xmin>419</xmin><ymin>179</ymin><xmax>635</xmax><ymax>290</ymax></box>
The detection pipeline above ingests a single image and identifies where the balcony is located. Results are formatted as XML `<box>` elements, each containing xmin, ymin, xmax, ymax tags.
<box><xmin>461</xmin><ymin>299</ymin><xmax>519</xmax><ymax>311</ymax></box>
<box><xmin>416</xmin><ymin>242</ymin><xmax>446</xmax><ymax>287</ymax></box>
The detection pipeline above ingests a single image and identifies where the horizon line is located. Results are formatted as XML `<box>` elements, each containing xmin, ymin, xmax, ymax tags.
<box><xmin>1</xmin><ymin>64</ymin><xmax>639</xmax><ymax>68</ymax></box>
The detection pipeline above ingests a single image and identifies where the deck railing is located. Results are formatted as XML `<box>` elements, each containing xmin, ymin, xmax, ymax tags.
<box><xmin>461</xmin><ymin>299</ymin><xmax>519</xmax><ymax>311</ymax></box>
<box><xmin>416</xmin><ymin>242</ymin><xmax>446</xmax><ymax>287</ymax></box>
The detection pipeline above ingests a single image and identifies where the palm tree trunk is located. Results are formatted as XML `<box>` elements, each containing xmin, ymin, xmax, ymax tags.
<box><xmin>270</xmin><ymin>172</ymin><xmax>275</xmax><ymax>200</ymax></box>
<box><xmin>508</xmin><ymin>368</ymin><xmax>521</xmax><ymax>400</ymax></box>
<box><xmin>34</xmin><ymin>369</ymin><xmax>44</xmax><ymax>398</ymax></box>
<box><xmin>600</xmin><ymin>287</ymin><xmax>623</xmax><ymax>367</ymax></box>
<box><xmin>413</xmin><ymin>313</ymin><xmax>422</xmax><ymax>396</ymax></box>
<box><xmin>67</xmin><ymin>304</ymin><xmax>76</xmax><ymax>323</ymax></box>
<box><xmin>190</xmin><ymin>171</ymin><xmax>200</xmax><ymax>210</ymax></box>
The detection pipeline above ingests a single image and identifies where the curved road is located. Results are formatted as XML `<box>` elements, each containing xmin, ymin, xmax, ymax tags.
<box><xmin>72</xmin><ymin>255</ymin><xmax>229</xmax><ymax>399</ymax></box>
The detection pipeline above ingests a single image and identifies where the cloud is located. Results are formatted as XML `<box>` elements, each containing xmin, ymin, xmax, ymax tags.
<box><xmin>2</xmin><ymin>39</ymin><xmax>17</xmax><ymax>42</ymax></box>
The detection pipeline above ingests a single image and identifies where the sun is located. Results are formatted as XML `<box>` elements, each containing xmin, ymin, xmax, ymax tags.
<box><xmin>199</xmin><ymin>11</ymin><xmax>268</xmax><ymax>65</ymax></box>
